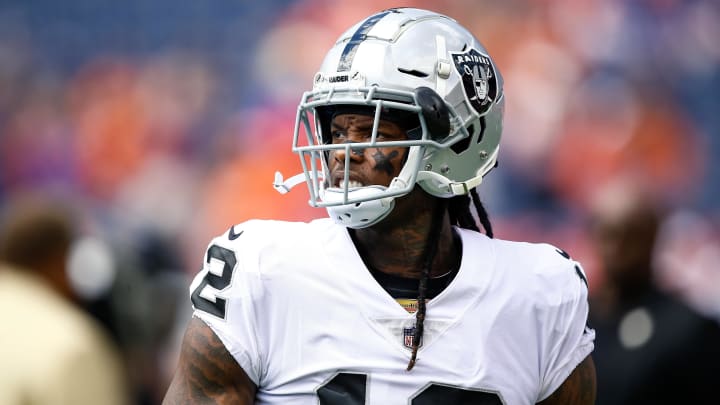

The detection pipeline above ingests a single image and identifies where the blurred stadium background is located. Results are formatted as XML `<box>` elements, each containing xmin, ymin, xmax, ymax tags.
<box><xmin>0</xmin><ymin>0</ymin><xmax>718</xmax><ymax>403</ymax></box>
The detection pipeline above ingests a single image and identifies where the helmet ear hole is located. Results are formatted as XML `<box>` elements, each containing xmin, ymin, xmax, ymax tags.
<box><xmin>414</xmin><ymin>86</ymin><xmax>450</xmax><ymax>140</ymax></box>
<box><xmin>315</xmin><ymin>106</ymin><xmax>335</xmax><ymax>145</ymax></box>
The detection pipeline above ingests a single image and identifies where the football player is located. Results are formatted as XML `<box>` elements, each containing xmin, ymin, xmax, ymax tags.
<box><xmin>164</xmin><ymin>8</ymin><xmax>596</xmax><ymax>404</ymax></box>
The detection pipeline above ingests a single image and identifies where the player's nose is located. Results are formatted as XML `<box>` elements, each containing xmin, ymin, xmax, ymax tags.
<box><xmin>333</xmin><ymin>140</ymin><xmax>365</xmax><ymax>164</ymax></box>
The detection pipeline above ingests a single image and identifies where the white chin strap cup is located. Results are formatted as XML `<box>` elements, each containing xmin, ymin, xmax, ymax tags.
<box><xmin>273</xmin><ymin>171</ymin><xmax>396</xmax><ymax>228</ymax></box>
<box><xmin>322</xmin><ymin>187</ymin><xmax>396</xmax><ymax>229</ymax></box>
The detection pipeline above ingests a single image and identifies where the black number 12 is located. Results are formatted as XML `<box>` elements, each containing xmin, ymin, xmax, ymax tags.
<box><xmin>317</xmin><ymin>372</ymin><xmax>503</xmax><ymax>404</ymax></box>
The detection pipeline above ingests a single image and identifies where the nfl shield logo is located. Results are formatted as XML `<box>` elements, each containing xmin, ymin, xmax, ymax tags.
<box><xmin>403</xmin><ymin>326</ymin><xmax>422</xmax><ymax>349</ymax></box>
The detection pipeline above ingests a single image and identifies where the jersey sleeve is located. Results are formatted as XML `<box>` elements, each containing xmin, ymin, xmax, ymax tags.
<box><xmin>535</xmin><ymin>246</ymin><xmax>595</xmax><ymax>401</ymax></box>
<box><xmin>188</xmin><ymin>221</ymin><xmax>266</xmax><ymax>385</ymax></box>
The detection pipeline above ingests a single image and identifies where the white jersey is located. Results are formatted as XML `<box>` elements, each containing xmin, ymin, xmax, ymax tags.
<box><xmin>190</xmin><ymin>218</ymin><xmax>594</xmax><ymax>405</ymax></box>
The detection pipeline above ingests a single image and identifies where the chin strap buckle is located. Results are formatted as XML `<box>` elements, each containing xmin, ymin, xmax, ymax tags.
<box><xmin>274</xmin><ymin>171</ymin><xmax>323</xmax><ymax>195</ymax></box>
<box><xmin>449</xmin><ymin>175</ymin><xmax>484</xmax><ymax>196</ymax></box>
<box><xmin>273</xmin><ymin>172</ymin><xmax>303</xmax><ymax>194</ymax></box>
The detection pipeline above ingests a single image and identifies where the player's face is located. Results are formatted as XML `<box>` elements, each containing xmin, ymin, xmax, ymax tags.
<box><xmin>328</xmin><ymin>113</ymin><xmax>408</xmax><ymax>188</ymax></box>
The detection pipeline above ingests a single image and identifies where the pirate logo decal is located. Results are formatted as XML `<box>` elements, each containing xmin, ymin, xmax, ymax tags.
<box><xmin>451</xmin><ymin>48</ymin><xmax>498</xmax><ymax>116</ymax></box>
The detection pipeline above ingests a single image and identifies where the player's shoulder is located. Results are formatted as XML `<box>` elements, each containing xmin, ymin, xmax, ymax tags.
<box><xmin>208</xmin><ymin>218</ymin><xmax>334</xmax><ymax>250</ymax></box>
<box><xmin>490</xmin><ymin>237</ymin><xmax>576</xmax><ymax>269</ymax></box>
<box><xmin>489</xmin><ymin>237</ymin><xmax>588</xmax><ymax>299</ymax></box>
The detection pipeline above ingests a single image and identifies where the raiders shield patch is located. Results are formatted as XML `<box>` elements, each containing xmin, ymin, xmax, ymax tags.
<box><xmin>450</xmin><ymin>47</ymin><xmax>498</xmax><ymax>116</ymax></box>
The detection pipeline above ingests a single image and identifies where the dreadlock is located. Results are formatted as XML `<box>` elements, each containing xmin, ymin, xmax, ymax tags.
<box><xmin>407</xmin><ymin>198</ymin><xmax>446</xmax><ymax>370</ymax></box>
<box><xmin>407</xmin><ymin>188</ymin><xmax>493</xmax><ymax>371</ymax></box>
<box><xmin>469</xmin><ymin>188</ymin><xmax>494</xmax><ymax>238</ymax></box>
<box><xmin>447</xmin><ymin>188</ymin><xmax>494</xmax><ymax>237</ymax></box>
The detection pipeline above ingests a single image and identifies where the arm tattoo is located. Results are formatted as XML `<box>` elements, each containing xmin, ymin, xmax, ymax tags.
<box><xmin>163</xmin><ymin>317</ymin><xmax>256</xmax><ymax>404</ymax></box>
<box><xmin>538</xmin><ymin>355</ymin><xmax>596</xmax><ymax>405</ymax></box>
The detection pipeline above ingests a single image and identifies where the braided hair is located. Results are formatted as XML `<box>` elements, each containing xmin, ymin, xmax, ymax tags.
<box><xmin>406</xmin><ymin>188</ymin><xmax>493</xmax><ymax>371</ymax></box>
<box><xmin>449</xmin><ymin>188</ymin><xmax>494</xmax><ymax>238</ymax></box>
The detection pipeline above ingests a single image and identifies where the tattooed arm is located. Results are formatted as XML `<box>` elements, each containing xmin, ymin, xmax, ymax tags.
<box><xmin>163</xmin><ymin>317</ymin><xmax>257</xmax><ymax>404</ymax></box>
<box><xmin>537</xmin><ymin>355</ymin><xmax>596</xmax><ymax>405</ymax></box>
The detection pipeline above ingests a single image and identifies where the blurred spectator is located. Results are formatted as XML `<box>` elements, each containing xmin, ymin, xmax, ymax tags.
<box><xmin>0</xmin><ymin>195</ymin><xmax>131</xmax><ymax>405</ymax></box>
<box><xmin>587</xmin><ymin>184</ymin><xmax>720</xmax><ymax>405</ymax></box>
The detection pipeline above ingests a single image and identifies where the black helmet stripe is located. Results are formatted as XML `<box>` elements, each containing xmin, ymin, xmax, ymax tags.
<box><xmin>337</xmin><ymin>9</ymin><xmax>396</xmax><ymax>72</ymax></box>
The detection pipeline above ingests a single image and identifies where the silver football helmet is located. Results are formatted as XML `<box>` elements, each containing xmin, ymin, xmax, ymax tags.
<box><xmin>274</xmin><ymin>8</ymin><xmax>504</xmax><ymax>228</ymax></box>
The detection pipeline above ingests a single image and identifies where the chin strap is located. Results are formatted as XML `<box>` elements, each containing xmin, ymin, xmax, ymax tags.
<box><xmin>273</xmin><ymin>171</ymin><xmax>310</xmax><ymax>194</ymax></box>
<box><xmin>448</xmin><ymin>175</ymin><xmax>484</xmax><ymax>196</ymax></box>
<box><xmin>274</xmin><ymin>170</ymin><xmax>398</xmax><ymax>228</ymax></box>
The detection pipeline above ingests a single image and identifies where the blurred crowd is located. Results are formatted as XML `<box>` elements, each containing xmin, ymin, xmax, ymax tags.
<box><xmin>0</xmin><ymin>0</ymin><xmax>718</xmax><ymax>404</ymax></box>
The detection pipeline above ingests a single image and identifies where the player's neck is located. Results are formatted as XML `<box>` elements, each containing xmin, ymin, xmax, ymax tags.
<box><xmin>349</xmin><ymin>196</ymin><xmax>460</xmax><ymax>279</ymax></box>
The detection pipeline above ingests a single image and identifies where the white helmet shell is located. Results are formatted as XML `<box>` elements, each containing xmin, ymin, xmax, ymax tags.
<box><xmin>279</xmin><ymin>8</ymin><xmax>505</xmax><ymax>228</ymax></box>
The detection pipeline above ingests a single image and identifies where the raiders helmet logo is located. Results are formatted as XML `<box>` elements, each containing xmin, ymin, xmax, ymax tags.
<box><xmin>450</xmin><ymin>48</ymin><xmax>498</xmax><ymax>116</ymax></box>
